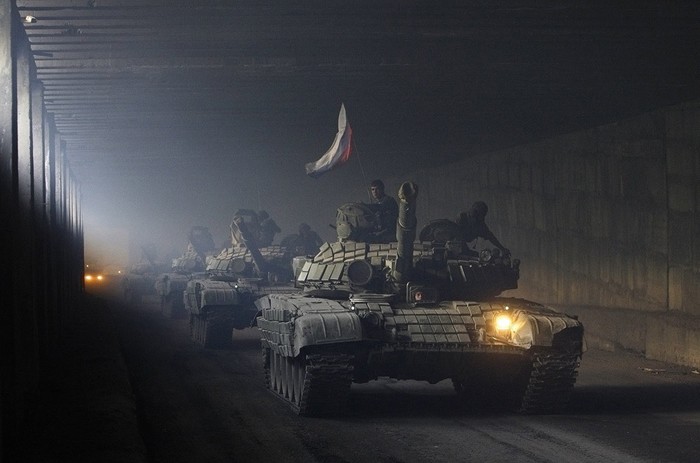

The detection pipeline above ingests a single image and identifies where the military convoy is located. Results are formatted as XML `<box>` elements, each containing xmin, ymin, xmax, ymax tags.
<box><xmin>256</xmin><ymin>182</ymin><xmax>585</xmax><ymax>416</ymax></box>
<box><xmin>154</xmin><ymin>226</ymin><xmax>218</xmax><ymax>318</ymax></box>
<box><xmin>184</xmin><ymin>210</ymin><xmax>298</xmax><ymax>348</ymax></box>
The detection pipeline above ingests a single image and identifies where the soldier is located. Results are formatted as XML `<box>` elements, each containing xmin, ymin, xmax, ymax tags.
<box><xmin>367</xmin><ymin>179</ymin><xmax>398</xmax><ymax>243</ymax></box>
<box><xmin>297</xmin><ymin>223</ymin><xmax>323</xmax><ymax>255</ymax></box>
<box><xmin>457</xmin><ymin>201</ymin><xmax>510</xmax><ymax>255</ymax></box>
<box><xmin>231</xmin><ymin>209</ymin><xmax>263</xmax><ymax>248</ymax></box>
<box><xmin>258</xmin><ymin>210</ymin><xmax>281</xmax><ymax>247</ymax></box>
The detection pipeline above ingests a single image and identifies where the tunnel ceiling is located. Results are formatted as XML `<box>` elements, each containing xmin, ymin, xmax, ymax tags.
<box><xmin>16</xmin><ymin>0</ymin><xmax>700</xmax><ymax>189</ymax></box>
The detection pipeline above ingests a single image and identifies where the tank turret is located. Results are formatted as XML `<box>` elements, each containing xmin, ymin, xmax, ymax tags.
<box><xmin>231</xmin><ymin>213</ymin><xmax>268</xmax><ymax>276</ymax></box>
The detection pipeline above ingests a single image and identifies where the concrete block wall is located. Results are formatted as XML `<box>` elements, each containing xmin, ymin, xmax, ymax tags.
<box><xmin>666</xmin><ymin>104</ymin><xmax>700</xmax><ymax>316</ymax></box>
<box><xmin>392</xmin><ymin>100</ymin><xmax>700</xmax><ymax>368</ymax></box>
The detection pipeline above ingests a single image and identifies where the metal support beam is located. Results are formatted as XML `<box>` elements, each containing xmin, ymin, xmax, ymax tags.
<box><xmin>1</xmin><ymin>1</ymin><xmax>20</xmax><ymax>458</ymax></box>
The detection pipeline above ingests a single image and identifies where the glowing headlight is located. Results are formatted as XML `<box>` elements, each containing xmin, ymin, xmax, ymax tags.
<box><xmin>85</xmin><ymin>274</ymin><xmax>93</xmax><ymax>281</ymax></box>
<box><xmin>495</xmin><ymin>314</ymin><xmax>512</xmax><ymax>331</ymax></box>
<box><xmin>97</xmin><ymin>275</ymin><xmax>104</xmax><ymax>281</ymax></box>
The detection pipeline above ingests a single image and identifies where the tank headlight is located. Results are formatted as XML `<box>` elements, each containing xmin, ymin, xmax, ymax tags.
<box><xmin>479</xmin><ymin>249</ymin><xmax>492</xmax><ymax>262</ymax></box>
<box><xmin>85</xmin><ymin>274</ymin><xmax>93</xmax><ymax>281</ymax></box>
<box><xmin>495</xmin><ymin>313</ymin><xmax>512</xmax><ymax>331</ymax></box>
<box><xmin>97</xmin><ymin>274</ymin><xmax>104</xmax><ymax>281</ymax></box>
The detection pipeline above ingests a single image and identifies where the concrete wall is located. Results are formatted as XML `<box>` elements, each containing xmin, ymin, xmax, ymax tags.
<box><xmin>388</xmin><ymin>100</ymin><xmax>700</xmax><ymax>368</ymax></box>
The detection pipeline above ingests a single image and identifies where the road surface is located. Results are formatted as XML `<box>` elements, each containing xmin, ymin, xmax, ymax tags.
<box><xmin>108</xmin><ymin>292</ymin><xmax>700</xmax><ymax>463</ymax></box>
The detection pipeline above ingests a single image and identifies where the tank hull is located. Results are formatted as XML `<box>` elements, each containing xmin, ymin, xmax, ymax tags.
<box><xmin>154</xmin><ymin>272</ymin><xmax>191</xmax><ymax>318</ymax></box>
<box><xmin>257</xmin><ymin>293</ymin><xmax>583</xmax><ymax>415</ymax></box>
<box><xmin>121</xmin><ymin>273</ymin><xmax>156</xmax><ymax>304</ymax></box>
<box><xmin>183</xmin><ymin>279</ymin><xmax>258</xmax><ymax>347</ymax></box>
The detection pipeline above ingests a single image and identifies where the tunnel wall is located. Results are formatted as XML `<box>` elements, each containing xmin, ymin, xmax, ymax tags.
<box><xmin>390</xmin><ymin>100</ymin><xmax>700</xmax><ymax>368</ymax></box>
<box><xmin>1</xmin><ymin>3</ymin><xmax>84</xmax><ymax>460</ymax></box>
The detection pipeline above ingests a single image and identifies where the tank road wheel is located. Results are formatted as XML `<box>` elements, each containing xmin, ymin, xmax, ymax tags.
<box><xmin>290</xmin><ymin>356</ymin><xmax>305</xmax><ymax>407</ymax></box>
<box><xmin>263</xmin><ymin>349</ymin><xmax>354</xmax><ymax>416</ymax></box>
<box><xmin>266</xmin><ymin>349</ymin><xmax>299</xmax><ymax>409</ymax></box>
<box><xmin>516</xmin><ymin>351</ymin><xmax>580</xmax><ymax>414</ymax></box>
<box><xmin>270</xmin><ymin>348</ymin><xmax>281</xmax><ymax>393</ymax></box>
<box><xmin>281</xmin><ymin>356</ymin><xmax>291</xmax><ymax>398</ymax></box>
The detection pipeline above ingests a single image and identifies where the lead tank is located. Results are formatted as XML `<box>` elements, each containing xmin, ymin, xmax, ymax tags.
<box><xmin>256</xmin><ymin>182</ymin><xmax>585</xmax><ymax>415</ymax></box>
<box><xmin>184</xmin><ymin>210</ymin><xmax>297</xmax><ymax>348</ymax></box>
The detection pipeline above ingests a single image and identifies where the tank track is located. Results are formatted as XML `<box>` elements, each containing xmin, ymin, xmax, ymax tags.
<box><xmin>190</xmin><ymin>313</ymin><xmax>232</xmax><ymax>348</ymax></box>
<box><xmin>264</xmin><ymin>348</ymin><xmax>354</xmax><ymax>416</ymax></box>
<box><xmin>517</xmin><ymin>350</ymin><xmax>580</xmax><ymax>414</ymax></box>
<box><xmin>161</xmin><ymin>294</ymin><xmax>185</xmax><ymax>319</ymax></box>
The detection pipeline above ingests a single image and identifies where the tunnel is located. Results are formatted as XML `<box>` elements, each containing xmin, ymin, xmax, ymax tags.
<box><xmin>2</xmin><ymin>1</ymin><xmax>700</xmax><ymax>461</ymax></box>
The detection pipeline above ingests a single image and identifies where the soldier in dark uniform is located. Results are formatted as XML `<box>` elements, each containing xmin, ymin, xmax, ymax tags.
<box><xmin>368</xmin><ymin>179</ymin><xmax>398</xmax><ymax>243</ymax></box>
<box><xmin>257</xmin><ymin>210</ymin><xmax>281</xmax><ymax>247</ymax></box>
<box><xmin>457</xmin><ymin>201</ymin><xmax>510</xmax><ymax>255</ymax></box>
<box><xmin>297</xmin><ymin>223</ymin><xmax>323</xmax><ymax>255</ymax></box>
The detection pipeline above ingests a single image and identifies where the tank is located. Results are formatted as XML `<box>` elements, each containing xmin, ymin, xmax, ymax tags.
<box><xmin>256</xmin><ymin>182</ymin><xmax>585</xmax><ymax>416</ymax></box>
<box><xmin>184</xmin><ymin>210</ymin><xmax>297</xmax><ymax>348</ymax></box>
<box><xmin>121</xmin><ymin>244</ymin><xmax>161</xmax><ymax>305</ymax></box>
<box><xmin>154</xmin><ymin>226</ymin><xmax>218</xmax><ymax>318</ymax></box>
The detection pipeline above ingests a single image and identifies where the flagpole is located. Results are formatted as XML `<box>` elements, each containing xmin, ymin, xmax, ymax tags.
<box><xmin>350</xmin><ymin>137</ymin><xmax>374</xmax><ymax>202</ymax></box>
<box><xmin>351</xmin><ymin>137</ymin><xmax>369</xmax><ymax>186</ymax></box>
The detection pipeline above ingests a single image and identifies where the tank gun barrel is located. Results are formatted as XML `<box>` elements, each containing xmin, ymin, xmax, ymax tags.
<box><xmin>232</xmin><ymin>215</ymin><xmax>268</xmax><ymax>275</ymax></box>
<box><xmin>393</xmin><ymin>181</ymin><xmax>418</xmax><ymax>284</ymax></box>
<box><xmin>188</xmin><ymin>226</ymin><xmax>215</xmax><ymax>259</ymax></box>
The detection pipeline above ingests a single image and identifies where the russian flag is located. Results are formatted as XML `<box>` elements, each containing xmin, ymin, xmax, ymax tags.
<box><xmin>305</xmin><ymin>104</ymin><xmax>353</xmax><ymax>178</ymax></box>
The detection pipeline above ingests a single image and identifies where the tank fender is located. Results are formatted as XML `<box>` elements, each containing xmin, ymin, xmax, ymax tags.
<box><xmin>185</xmin><ymin>280</ymin><xmax>242</xmax><ymax>314</ymax></box>
<box><xmin>510</xmin><ymin>312</ymin><xmax>583</xmax><ymax>349</ymax></box>
<box><xmin>292</xmin><ymin>311</ymin><xmax>363</xmax><ymax>356</ymax></box>
<box><xmin>256</xmin><ymin>294</ymin><xmax>363</xmax><ymax>357</ymax></box>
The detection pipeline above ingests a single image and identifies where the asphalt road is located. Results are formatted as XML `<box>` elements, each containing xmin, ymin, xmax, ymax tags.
<box><xmin>110</xmin><ymin>292</ymin><xmax>700</xmax><ymax>463</ymax></box>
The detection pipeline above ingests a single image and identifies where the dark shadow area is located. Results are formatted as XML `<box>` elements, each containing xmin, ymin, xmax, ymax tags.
<box><xmin>22</xmin><ymin>292</ymin><xmax>147</xmax><ymax>463</ymax></box>
<box><xmin>569</xmin><ymin>383</ymin><xmax>700</xmax><ymax>415</ymax></box>
<box><xmin>345</xmin><ymin>388</ymin><xmax>507</xmax><ymax>419</ymax></box>
<box><xmin>342</xmin><ymin>378</ymin><xmax>700</xmax><ymax>420</ymax></box>
<box><xmin>229</xmin><ymin>334</ymin><xmax>265</xmax><ymax>351</ymax></box>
